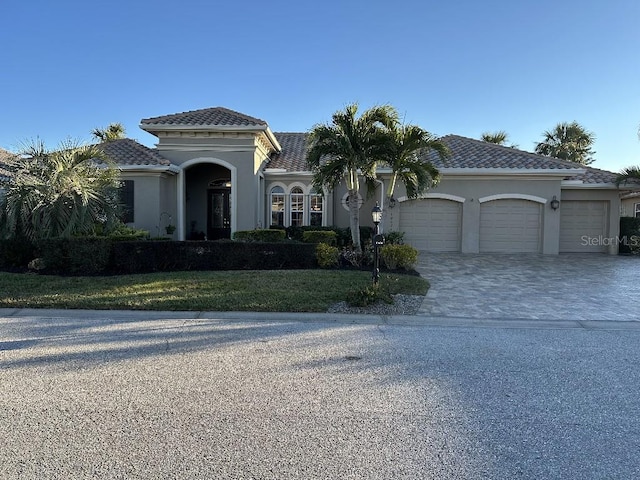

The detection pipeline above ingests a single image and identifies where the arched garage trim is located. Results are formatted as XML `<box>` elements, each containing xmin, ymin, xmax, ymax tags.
<box><xmin>478</xmin><ymin>193</ymin><xmax>547</xmax><ymax>204</ymax></box>
<box><xmin>178</xmin><ymin>157</ymin><xmax>238</xmax><ymax>240</ymax></box>
<box><xmin>397</xmin><ymin>193</ymin><xmax>466</xmax><ymax>204</ymax></box>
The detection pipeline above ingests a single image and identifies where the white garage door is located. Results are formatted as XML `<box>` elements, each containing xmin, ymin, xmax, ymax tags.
<box><xmin>560</xmin><ymin>200</ymin><xmax>607</xmax><ymax>253</ymax></box>
<box><xmin>480</xmin><ymin>199</ymin><xmax>542</xmax><ymax>253</ymax></box>
<box><xmin>399</xmin><ymin>199</ymin><xmax>461</xmax><ymax>251</ymax></box>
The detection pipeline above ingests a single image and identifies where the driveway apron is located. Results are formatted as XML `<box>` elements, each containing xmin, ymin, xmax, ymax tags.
<box><xmin>415</xmin><ymin>253</ymin><xmax>640</xmax><ymax>322</ymax></box>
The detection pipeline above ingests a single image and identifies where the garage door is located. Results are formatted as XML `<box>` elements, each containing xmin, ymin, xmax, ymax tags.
<box><xmin>480</xmin><ymin>199</ymin><xmax>542</xmax><ymax>253</ymax></box>
<box><xmin>399</xmin><ymin>199</ymin><xmax>461</xmax><ymax>251</ymax></box>
<box><xmin>559</xmin><ymin>200</ymin><xmax>607</xmax><ymax>252</ymax></box>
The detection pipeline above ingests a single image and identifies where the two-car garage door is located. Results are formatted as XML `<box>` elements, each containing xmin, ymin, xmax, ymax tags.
<box><xmin>399</xmin><ymin>198</ymin><xmax>543</xmax><ymax>253</ymax></box>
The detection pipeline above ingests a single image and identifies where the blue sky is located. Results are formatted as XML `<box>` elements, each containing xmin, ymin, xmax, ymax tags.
<box><xmin>1</xmin><ymin>0</ymin><xmax>638</xmax><ymax>172</ymax></box>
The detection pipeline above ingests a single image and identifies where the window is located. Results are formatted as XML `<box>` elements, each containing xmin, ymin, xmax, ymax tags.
<box><xmin>290</xmin><ymin>187</ymin><xmax>304</xmax><ymax>226</ymax></box>
<box><xmin>270</xmin><ymin>186</ymin><xmax>284</xmax><ymax>226</ymax></box>
<box><xmin>119</xmin><ymin>180</ymin><xmax>134</xmax><ymax>223</ymax></box>
<box><xmin>310</xmin><ymin>191</ymin><xmax>323</xmax><ymax>226</ymax></box>
<box><xmin>635</xmin><ymin>203</ymin><xmax>640</xmax><ymax>218</ymax></box>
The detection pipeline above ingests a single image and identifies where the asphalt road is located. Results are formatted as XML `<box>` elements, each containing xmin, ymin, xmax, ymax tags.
<box><xmin>1</xmin><ymin>310</ymin><xmax>639</xmax><ymax>479</ymax></box>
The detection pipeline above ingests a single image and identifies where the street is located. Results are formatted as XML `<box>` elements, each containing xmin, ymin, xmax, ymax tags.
<box><xmin>1</xmin><ymin>310</ymin><xmax>639</xmax><ymax>479</ymax></box>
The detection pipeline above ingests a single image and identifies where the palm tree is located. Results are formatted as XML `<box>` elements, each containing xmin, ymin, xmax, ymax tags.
<box><xmin>615</xmin><ymin>166</ymin><xmax>640</xmax><ymax>186</ymax></box>
<box><xmin>480</xmin><ymin>131</ymin><xmax>518</xmax><ymax>148</ymax></box>
<box><xmin>0</xmin><ymin>139</ymin><xmax>121</xmax><ymax>241</ymax></box>
<box><xmin>384</xmin><ymin>124</ymin><xmax>448</xmax><ymax>201</ymax></box>
<box><xmin>92</xmin><ymin>123</ymin><xmax>126</xmax><ymax>143</ymax></box>
<box><xmin>534</xmin><ymin>121</ymin><xmax>596</xmax><ymax>165</ymax></box>
<box><xmin>306</xmin><ymin>103</ymin><xmax>398</xmax><ymax>253</ymax></box>
<box><xmin>481</xmin><ymin>131</ymin><xmax>508</xmax><ymax>145</ymax></box>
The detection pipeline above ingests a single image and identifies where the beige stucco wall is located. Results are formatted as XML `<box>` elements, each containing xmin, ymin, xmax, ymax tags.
<box><xmin>120</xmin><ymin>171</ymin><xmax>177</xmax><ymax>238</ymax></box>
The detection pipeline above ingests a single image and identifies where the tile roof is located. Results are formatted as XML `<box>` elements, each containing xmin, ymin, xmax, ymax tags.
<box><xmin>433</xmin><ymin>135</ymin><xmax>618</xmax><ymax>184</ymax></box>
<box><xmin>267</xmin><ymin>132</ymin><xmax>618</xmax><ymax>185</ymax></box>
<box><xmin>96</xmin><ymin>139</ymin><xmax>171</xmax><ymax>166</ymax></box>
<box><xmin>430</xmin><ymin>135</ymin><xmax>585</xmax><ymax>171</ymax></box>
<box><xmin>140</xmin><ymin>107</ymin><xmax>268</xmax><ymax>127</ymax></box>
<box><xmin>567</xmin><ymin>165</ymin><xmax>618</xmax><ymax>185</ymax></box>
<box><xmin>268</xmin><ymin>133</ymin><xmax>309</xmax><ymax>171</ymax></box>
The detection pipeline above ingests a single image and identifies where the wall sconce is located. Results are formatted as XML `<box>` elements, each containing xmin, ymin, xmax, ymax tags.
<box><xmin>550</xmin><ymin>195</ymin><xmax>560</xmax><ymax>210</ymax></box>
<box><xmin>388</xmin><ymin>196</ymin><xmax>396</xmax><ymax>208</ymax></box>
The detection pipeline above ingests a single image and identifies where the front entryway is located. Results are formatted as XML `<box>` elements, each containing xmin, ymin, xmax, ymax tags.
<box><xmin>184</xmin><ymin>163</ymin><xmax>232</xmax><ymax>240</ymax></box>
<box><xmin>208</xmin><ymin>187</ymin><xmax>231</xmax><ymax>240</ymax></box>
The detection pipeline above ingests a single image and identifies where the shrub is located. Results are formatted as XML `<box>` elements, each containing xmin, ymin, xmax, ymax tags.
<box><xmin>316</xmin><ymin>243</ymin><xmax>340</xmax><ymax>268</ymax></box>
<box><xmin>110</xmin><ymin>240</ymin><xmax>316</xmax><ymax>273</ymax></box>
<box><xmin>234</xmin><ymin>229</ymin><xmax>286</xmax><ymax>242</ymax></box>
<box><xmin>37</xmin><ymin>237</ymin><xmax>113</xmax><ymax>275</ymax></box>
<box><xmin>347</xmin><ymin>283</ymin><xmax>393</xmax><ymax>307</ymax></box>
<box><xmin>380</xmin><ymin>244</ymin><xmax>419</xmax><ymax>270</ymax></box>
<box><xmin>0</xmin><ymin>237</ymin><xmax>36</xmax><ymax>269</ymax></box>
<box><xmin>384</xmin><ymin>231</ymin><xmax>405</xmax><ymax>245</ymax></box>
<box><xmin>619</xmin><ymin>217</ymin><xmax>640</xmax><ymax>254</ymax></box>
<box><xmin>303</xmin><ymin>230</ymin><xmax>337</xmax><ymax>245</ymax></box>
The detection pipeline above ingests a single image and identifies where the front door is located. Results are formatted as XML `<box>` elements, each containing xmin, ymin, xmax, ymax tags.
<box><xmin>207</xmin><ymin>188</ymin><xmax>231</xmax><ymax>240</ymax></box>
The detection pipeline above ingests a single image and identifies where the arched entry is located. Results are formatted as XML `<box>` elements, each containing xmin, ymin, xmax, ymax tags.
<box><xmin>183</xmin><ymin>161</ymin><xmax>234</xmax><ymax>240</ymax></box>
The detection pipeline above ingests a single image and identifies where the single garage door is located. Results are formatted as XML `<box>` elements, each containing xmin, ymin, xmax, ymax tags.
<box><xmin>559</xmin><ymin>200</ymin><xmax>607</xmax><ymax>252</ymax></box>
<box><xmin>480</xmin><ymin>199</ymin><xmax>542</xmax><ymax>253</ymax></box>
<box><xmin>399</xmin><ymin>199</ymin><xmax>461</xmax><ymax>251</ymax></box>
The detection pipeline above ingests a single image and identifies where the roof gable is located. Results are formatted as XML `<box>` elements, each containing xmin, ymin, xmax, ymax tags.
<box><xmin>140</xmin><ymin>107</ymin><xmax>268</xmax><ymax>128</ymax></box>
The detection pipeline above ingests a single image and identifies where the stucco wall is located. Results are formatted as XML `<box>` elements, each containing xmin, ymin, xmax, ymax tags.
<box><xmin>120</xmin><ymin>172</ymin><xmax>177</xmax><ymax>237</ymax></box>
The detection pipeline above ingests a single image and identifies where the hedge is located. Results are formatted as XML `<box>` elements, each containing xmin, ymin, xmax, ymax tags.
<box><xmin>619</xmin><ymin>217</ymin><xmax>640</xmax><ymax>254</ymax></box>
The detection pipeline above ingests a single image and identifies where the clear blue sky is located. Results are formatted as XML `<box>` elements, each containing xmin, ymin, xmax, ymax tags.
<box><xmin>1</xmin><ymin>0</ymin><xmax>638</xmax><ymax>172</ymax></box>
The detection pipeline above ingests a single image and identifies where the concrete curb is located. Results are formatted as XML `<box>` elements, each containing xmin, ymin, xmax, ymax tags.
<box><xmin>1</xmin><ymin>308</ymin><xmax>639</xmax><ymax>331</ymax></box>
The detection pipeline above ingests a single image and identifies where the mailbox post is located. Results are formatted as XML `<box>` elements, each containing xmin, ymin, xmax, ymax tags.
<box><xmin>371</xmin><ymin>202</ymin><xmax>384</xmax><ymax>286</ymax></box>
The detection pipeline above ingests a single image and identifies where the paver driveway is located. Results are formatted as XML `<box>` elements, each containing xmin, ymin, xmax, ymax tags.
<box><xmin>416</xmin><ymin>253</ymin><xmax>640</xmax><ymax>322</ymax></box>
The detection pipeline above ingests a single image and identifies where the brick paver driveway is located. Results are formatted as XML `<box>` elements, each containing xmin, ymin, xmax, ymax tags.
<box><xmin>416</xmin><ymin>253</ymin><xmax>640</xmax><ymax>322</ymax></box>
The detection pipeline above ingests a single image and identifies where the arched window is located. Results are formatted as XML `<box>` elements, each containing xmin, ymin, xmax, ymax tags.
<box><xmin>270</xmin><ymin>186</ymin><xmax>285</xmax><ymax>227</ymax></box>
<box><xmin>290</xmin><ymin>187</ymin><xmax>304</xmax><ymax>226</ymax></box>
<box><xmin>310</xmin><ymin>190</ymin><xmax>323</xmax><ymax>226</ymax></box>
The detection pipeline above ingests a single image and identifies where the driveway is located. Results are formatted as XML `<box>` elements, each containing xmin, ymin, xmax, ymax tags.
<box><xmin>416</xmin><ymin>253</ymin><xmax>640</xmax><ymax>322</ymax></box>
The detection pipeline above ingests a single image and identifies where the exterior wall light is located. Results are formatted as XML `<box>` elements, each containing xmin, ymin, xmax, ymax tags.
<box><xmin>550</xmin><ymin>196</ymin><xmax>560</xmax><ymax>211</ymax></box>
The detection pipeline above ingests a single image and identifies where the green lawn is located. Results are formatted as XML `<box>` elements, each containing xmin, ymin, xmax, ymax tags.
<box><xmin>0</xmin><ymin>270</ymin><xmax>429</xmax><ymax>312</ymax></box>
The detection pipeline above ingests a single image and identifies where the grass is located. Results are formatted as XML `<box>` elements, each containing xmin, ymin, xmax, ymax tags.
<box><xmin>0</xmin><ymin>270</ymin><xmax>429</xmax><ymax>312</ymax></box>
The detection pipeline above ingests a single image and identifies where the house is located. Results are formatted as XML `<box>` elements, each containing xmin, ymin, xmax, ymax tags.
<box><xmin>620</xmin><ymin>192</ymin><xmax>640</xmax><ymax>218</ymax></box>
<box><xmin>91</xmin><ymin>106</ymin><xmax>624</xmax><ymax>254</ymax></box>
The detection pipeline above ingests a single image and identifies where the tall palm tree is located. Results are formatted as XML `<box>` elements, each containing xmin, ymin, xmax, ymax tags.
<box><xmin>306</xmin><ymin>103</ymin><xmax>398</xmax><ymax>252</ymax></box>
<box><xmin>0</xmin><ymin>139</ymin><xmax>121</xmax><ymax>241</ymax></box>
<box><xmin>384</xmin><ymin>124</ymin><xmax>448</xmax><ymax>201</ymax></box>
<box><xmin>534</xmin><ymin>121</ymin><xmax>596</xmax><ymax>165</ymax></box>
<box><xmin>92</xmin><ymin>123</ymin><xmax>126</xmax><ymax>143</ymax></box>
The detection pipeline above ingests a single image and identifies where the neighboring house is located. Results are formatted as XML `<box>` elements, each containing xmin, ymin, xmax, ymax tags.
<box><xmin>620</xmin><ymin>192</ymin><xmax>640</xmax><ymax>218</ymax></box>
<box><xmin>92</xmin><ymin>106</ymin><xmax>627</xmax><ymax>254</ymax></box>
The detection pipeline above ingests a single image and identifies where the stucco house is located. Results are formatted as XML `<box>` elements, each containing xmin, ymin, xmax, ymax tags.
<box><xmin>92</xmin><ymin>106</ymin><xmax>624</xmax><ymax>254</ymax></box>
